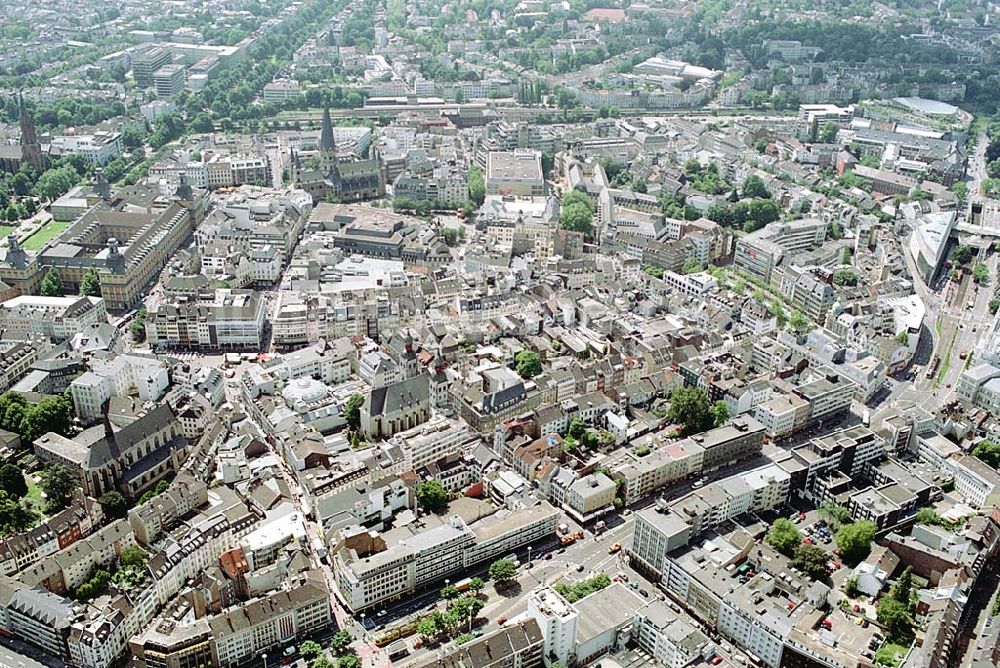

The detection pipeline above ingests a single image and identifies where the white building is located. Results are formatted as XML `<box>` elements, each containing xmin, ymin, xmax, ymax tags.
<box><xmin>0</xmin><ymin>295</ymin><xmax>107</xmax><ymax>340</ymax></box>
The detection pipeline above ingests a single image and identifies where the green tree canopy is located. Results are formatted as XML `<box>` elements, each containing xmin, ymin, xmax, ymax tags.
<box><xmin>833</xmin><ymin>270</ymin><xmax>858</xmax><ymax>286</ymax></box>
<box><xmin>488</xmin><ymin>558</ymin><xmax>518</xmax><ymax>583</ymax></box>
<box><xmin>973</xmin><ymin>439</ymin><xmax>1000</xmax><ymax>468</ymax></box>
<box><xmin>793</xmin><ymin>544</ymin><xmax>831</xmax><ymax>579</ymax></box>
<box><xmin>40</xmin><ymin>462</ymin><xmax>78</xmax><ymax>512</ymax></box>
<box><xmin>80</xmin><ymin>268</ymin><xmax>101</xmax><ymax>297</ymax></box>
<box><xmin>514</xmin><ymin>350</ymin><xmax>542</xmax><ymax>379</ymax></box>
<box><xmin>329</xmin><ymin>630</ymin><xmax>353</xmax><ymax>653</ymax></box>
<box><xmin>741</xmin><ymin>174</ymin><xmax>771</xmax><ymax>199</ymax></box>
<box><xmin>711</xmin><ymin>400</ymin><xmax>729</xmax><ymax>427</ymax></box>
<box><xmin>98</xmin><ymin>491</ymin><xmax>128</xmax><ymax>520</ymax></box>
<box><xmin>0</xmin><ymin>461</ymin><xmax>26</xmax><ymax>499</ymax></box>
<box><xmin>40</xmin><ymin>267</ymin><xmax>64</xmax><ymax>297</ymax></box>
<box><xmin>667</xmin><ymin>386</ymin><xmax>715</xmax><ymax>435</ymax></box>
<box><xmin>416</xmin><ymin>480</ymin><xmax>449</xmax><ymax>514</ymax></box>
<box><xmin>299</xmin><ymin>641</ymin><xmax>323</xmax><ymax>661</ymax></box>
<box><xmin>468</xmin><ymin>166</ymin><xmax>485</xmax><ymax>206</ymax></box>
<box><xmin>836</xmin><ymin>520</ymin><xmax>877</xmax><ymax>566</ymax></box>
<box><xmin>890</xmin><ymin>566</ymin><xmax>914</xmax><ymax>607</ymax></box>
<box><xmin>767</xmin><ymin>518</ymin><xmax>802</xmax><ymax>556</ymax></box>
<box><xmin>344</xmin><ymin>393</ymin><xmax>364</xmax><ymax>431</ymax></box>
<box><xmin>876</xmin><ymin>597</ymin><xmax>914</xmax><ymax>643</ymax></box>
<box><xmin>337</xmin><ymin>653</ymin><xmax>360</xmax><ymax>668</ymax></box>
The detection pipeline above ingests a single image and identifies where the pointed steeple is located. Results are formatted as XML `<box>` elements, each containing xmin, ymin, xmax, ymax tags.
<box><xmin>320</xmin><ymin>107</ymin><xmax>335</xmax><ymax>153</ymax></box>
<box><xmin>319</xmin><ymin>108</ymin><xmax>336</xmax><ymax>173</ymax></box>
<box><xmin>17</xmin><ymin>93</ymin><xmax>43</xmax><ymax>172</ymax></box>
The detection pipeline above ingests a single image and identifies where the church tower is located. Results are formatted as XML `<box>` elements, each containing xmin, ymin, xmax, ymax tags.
<box><xmin>18</xmin><ymin>95</ymin><xmax>44</xmax><ymax>173</ymax></box>
<box><xmin>318</xmin><ymin>107</ymin><xmax>337</xmax><ymax>174</ymax></box>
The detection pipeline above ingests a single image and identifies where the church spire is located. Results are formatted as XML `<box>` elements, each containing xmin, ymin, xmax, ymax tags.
<box><xmin>319</xmin><ymin>107</ymin><xmax>336</xmax><ymax>173</ymax></box>
<box><xmin>18</xmin><ymin>93</ymin><xmax>43</xmax><ymax>172</ymax></box>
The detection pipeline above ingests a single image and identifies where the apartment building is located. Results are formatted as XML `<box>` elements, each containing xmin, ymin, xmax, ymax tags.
<box><xmin>689</xmin><ymin>416</ymin><xmax>765</xmax><ymax>472</ymax></box>
<box><xmin>146</xmin><ymin>289</ymin><xmax>267</xmax><ymax>351</ymax></box>
<box><xmin>791</xmin><ymin>426</ymin><xmax>885</xmax><ymax>503</ymax></box>
<box><xmin>949</xmin><ymin>454</ymin><xmax>1000</xmax><ymax>508</ymax></box>
<box><xmin>630</xmin><ymin>508</ymin><xmax>692</xmax><ymax>578</ymax></box>
<box><xmin>333</xmin><ymin>503</ymin><xmax>558</xmax><ymax>612</ymax></box>
<box><xmin>70</xmin><ymin>354</ymin><xmax>170</xmax><ymax>424</ymax></box>
<box><xmin>406</xmin><ymin>619</ymin><xmax>543</xmax><ymax>668</ymax></box>
<box><xmin>209</xmin><ymin>576</ymin><xmax>332</xmax><ymax>667</ymax></box>
<box><xmin>50</xmin><ymin>132</ymin><xmax>123</xmax><ymax>165</ymax></box>
<box><xmin>734</xmin><ymin>218</ymin><xmax>826</xmax><ymax>283</ymax></box>
<box><xmin>152</xmin><ymin>64</ymin><xmax>186</xmax><ymax>99</ymax></box>
<box><xmin>0</xmin><ymin>295</ymin><xmax>107</xmax><ymax>340</ymax></box>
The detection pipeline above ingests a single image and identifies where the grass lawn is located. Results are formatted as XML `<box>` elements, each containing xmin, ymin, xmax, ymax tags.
<box><xmin>23</xmin><ymin>472</ymin><xmax>47</xmax><ymax>518</ymax></box>
<box><xmin>22</xmin><ymin>220</ymin><xmax>70</xmax><ymax>251</ymax></box>
<box><xmin>874</xmin><ymin>642</ymin><xmax>909</xmax><ymax>666</ymax></box>
<box><xmin>0</xmin><ymin>226</ymin><xmax>13</xmax><ymax>239</ymax></box>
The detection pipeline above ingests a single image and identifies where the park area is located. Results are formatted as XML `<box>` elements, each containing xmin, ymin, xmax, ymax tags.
<box><xmin>22</xmin><ymin>220</ymin><xmax>69</xmax><ymax>251</ymax></box>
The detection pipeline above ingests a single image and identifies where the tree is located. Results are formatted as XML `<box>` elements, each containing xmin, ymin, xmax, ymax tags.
<box><xmin>469</xmin><ymin>577</ymin><xmax>484</xmax><ymax>594</ymax></box>
<box><xmin>329</xmin><ymin>630</ymin><xmax>353</xmax><ymax>653</ymax></box>
<box><xmin>711</xmin><ymin>400</ymin><xmax>729</xmax><ymax>427</ymax></box>
<box><xmin>312</xmin><ymin>658</ymin><xmax>336</xmax><ymax>668</ymax></box>
<box><xmin>120</xmin><ymin>545</ymin><xmax>147</xmax><ymax>568</ymax></box>
<box><xmin>916</xmin><ymin>507</ymin><xmax>939</xmax><ymax>525</ymax></box>
<box><xmin>344</xmin><ymin>394</ymin><xmax>364</xmax><ymax>431</ymax></box>
<box><xmin>891</xmin><ymin>566</ymin><xmax>913</xmax><ymax>607</ymax></box>
<box><xmin>793</xmin><ymin>544</ymin><xmax>831</xmax><ymax>579</ymax></box>
<box><xmin>836</xmin><ymin>520</ymin><xmax>877</xmax><ymax>566</ymax></box>
<box><xmin>337</xmin><ymin>654</ymin><xmax>360</xmax><ymax>668</ymax></box>
<box><xmin>973</xmin><ymin>263</ymin><xmax>990</xmax><ymax>285</ymax></box>
<box><xmin>34</xmin><ymin>165</ymin><xmax>80</xmax><ymax>201</ymax></box>
<box><xmin>741</xmin><ymin>174</ymin><xmax>771</xmax><ymax>199</ymax></box>
<box><xmin>833</xmin><ymin>270</ymin><xmax>859</xmax><ymax>286</ymax></box>
<box><xmin>877</xmin><ymin>597</ymin><xmax>914</xmax><ymax>643</ymax></box>
<box><xmin>417</xmin><ymin>617</ymin><xmax>440</xmax><ymax>640</ymax></box>
<box><xmin>818</xmin><ymin>122</ymin><xmax>839</xmax><ymax>144</ymax></box>
<box><xmin>0</xmin><ymin>461</ymin><xmax>26</xmax><ymax>500</ymax></box>
<box><xmin>416</xmin><ymin>480</ymin><xmax>449</xmax><ymax>514</ymax></box>
<box><xmin>40</xmin><ymin>463</ymin><xmax>78</xmax><ymax>511</ymax></box>
<box><xmin>40</xmin><ymin>267</ymin><xmax>64</xmax><ymax>297</ymax></box>
<box><xmin>559</xmin><ymin>200</ymin><xmax>593</xmax><ymax>235</ymax></box>
<box><xmin>468</xmin><ymin>166</ymin><xmax>485</xmax><ymax>206</ymax></box>
<box><xmin>644</xmin><ymin>265</ymin><xmax>663</xmax><ymax>278</ymax></box>
<box><xmin>299</xmin><ymin>641</ymin><xmax>323</xmax><ymax>661</ymax></box>
<box><xmin>454</xmin><ymin>633</ymin><xmax>474</xmax><ymax>645</ymax></box>
<box><xmin>488</xmin><ymin>558</ymin><xmax>517</xmax><ymax>584</ymax></box>
<box><xmin>441</xmin><ymin>585</ymin><xmax>460</xmax><ymax>600</ymax></box>
<box><xmin>667</xmin><ymin>386</ymin><xmax>715</xmax><ymax>436</ymax></box>
<box><xmin>98</xmin><ymin>491</ymin><xmax>128</xmax><ymax>519</ymax></box>
<box><xmin>843</xmin><ymin>575</ymin><xmax>859</xmax><ymax>598</ymax></box>
<box><xmin>819</xmin><ymin>501</ymin><xmax>851</xmax><ymax>530</ymax></box>
<box><xmin>79</xmin><ymin>268</ymin><xmax>101</xmax><ymax>297</ymax></box>
<box><xmin>951</xmin><ymin>244</ymin><xmax>975</xmax><ymax>265</ymax></box>
<box><xmin>973</xmin><ymin>439</ymin><xmax>1000</xmax><ymax>469</ymax></box>
<box><xmin>789</xmin><ymin>310</ymin><xmax>811</xmax><ymax>333</ymax></box>
<box><xmin>766</xmin><ymin>518</ymin><xmax>802</xmax><ymax>556</ymax></box>
<box><xmin>189</xmin><ymin>112</ymin><xmax>215</xmax><ymax>133</ymax></box>
<box><xmin>131</xmin><ymin>308</ymin><xmax>148</xmax><ymax>343</ymax></box>
<box><xmin>514</xmin><ymin>350</ymin><xmax>542</xmax><ymax>379</ymax></box>
<box><xmin>442</xmin><ymin>227</ymin><xmax>465</xmax><ymax>246</ymax></box>
<box><xmin>21</xmin><ymin>396</ymin><xmax>73</xmax><ymax>443</ymax></box>
<box><xmin>682</xmin><ymin>257</ymin><xmax>703</xmax><ymax>274</ymax></box>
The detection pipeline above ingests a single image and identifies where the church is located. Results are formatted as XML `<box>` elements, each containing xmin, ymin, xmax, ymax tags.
<box><xmin>292</xmin><ymin>108</ymin><xmax>384</xmax><ymax>204</ymax></box>
<box><xmin>0</xmin><ymin>97</ymin><xmax>48</xmax><ymax>175</ymax></box>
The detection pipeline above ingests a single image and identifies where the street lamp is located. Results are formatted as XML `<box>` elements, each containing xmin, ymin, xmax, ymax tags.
<box><xmin>527</xmin><ymin>546</ymin><xmax>532</xmax><ymax>564</ymax></box>
<box><xmin>262</xmin><ymin>653</ymin><xmax>268</xmax><ymax>668</ymax></box>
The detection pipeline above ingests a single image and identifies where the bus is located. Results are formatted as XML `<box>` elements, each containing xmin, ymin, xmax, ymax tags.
<box><xmin>926</xmin><ymin>356</ymin><xmax>939</xmax><ymax>379</ymax></box>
